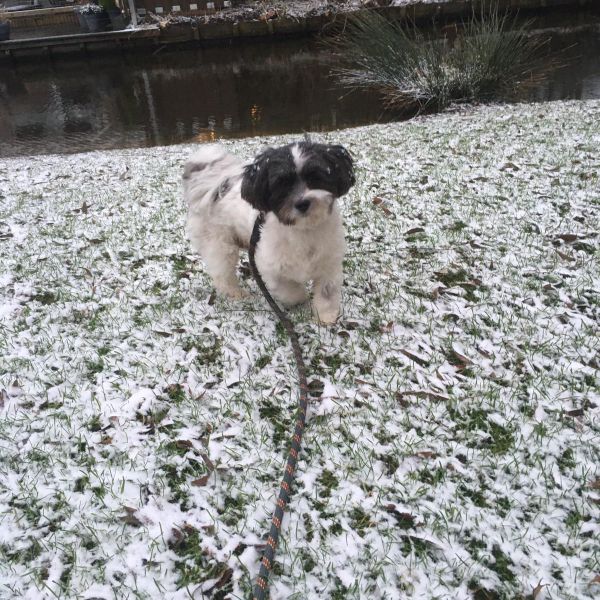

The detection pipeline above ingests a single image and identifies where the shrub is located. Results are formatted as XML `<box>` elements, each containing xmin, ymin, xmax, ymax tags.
<box><xmin>330</xmin><ymin>3</ymin><xmax>549</xmax><ymax>111</ymax></box>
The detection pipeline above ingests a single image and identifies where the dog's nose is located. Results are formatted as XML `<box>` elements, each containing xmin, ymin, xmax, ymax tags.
<box><xmin>295</xmin><ymin>199</ymin><xmax>311</xmax><ymax>214</ymax></box>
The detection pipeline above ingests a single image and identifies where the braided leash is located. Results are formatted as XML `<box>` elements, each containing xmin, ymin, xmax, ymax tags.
<box><xmin>248</xmin><ymin>212</ymin><xmax>310</xmax><ymax>600</ymax></box>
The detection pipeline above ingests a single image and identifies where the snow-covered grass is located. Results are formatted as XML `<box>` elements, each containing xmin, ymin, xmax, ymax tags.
<box><xmin>1</xmin><ymin>100</ymin><xmax>599</xmax><ymax>600</ymax></box>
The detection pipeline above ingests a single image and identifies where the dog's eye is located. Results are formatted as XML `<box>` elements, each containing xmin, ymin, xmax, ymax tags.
<box><xmin>303</xmin><ymin>168</ymin><xmax>332</xmax><ymax>191</ymax></box>
<box><xmin>271</xmin><ymin>173</ymin><xmax>296</xmax><ymax>189</ymax></box>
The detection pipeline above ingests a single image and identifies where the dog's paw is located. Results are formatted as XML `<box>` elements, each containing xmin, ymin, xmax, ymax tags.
<box><xmin>313</xmin><ymin>308</ymin><xmax>340</xmax><ymax>325</ymax></box>
<box><xmin>217</xmin><ymin>285</ymin><xmax>251</xmax><ymax>300</ymax></box>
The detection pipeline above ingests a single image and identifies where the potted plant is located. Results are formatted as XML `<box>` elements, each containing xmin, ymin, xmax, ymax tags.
<box><xmin>75</xmin><ymin>5</ymin><xmax>90</xmax><ymax>32</ymax></box>
<box><xmin>100</xmin><ymin>0</ymin><xmax>126</xmax><ymax>31</ymax></box>
<box><xmin>79</xmin><ymin>3</ymin><xmax>109</xmax><ymax>33</ymax></box>
<box><xmin>0</xmin><ymin>18</ymin><xmax>10</xmax><ymax>42</ymax></box>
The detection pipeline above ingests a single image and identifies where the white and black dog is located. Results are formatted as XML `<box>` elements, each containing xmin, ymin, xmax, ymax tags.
<box><xmin>183</xmin><ymin>141</ymin><xmax>355</xmax><ymax>324</ymax></box>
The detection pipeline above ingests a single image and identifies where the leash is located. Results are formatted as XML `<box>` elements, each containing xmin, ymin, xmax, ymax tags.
<box><xmin>248</xmin><ymin>212</ymin><xmax>310</xmax><ymax>600</ymax></box>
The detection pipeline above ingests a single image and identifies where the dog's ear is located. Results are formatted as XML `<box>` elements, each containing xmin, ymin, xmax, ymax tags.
<box><xmin>241</xmin><ymin>148</ymin><xmax>276</xmax><ymax>212</ymax></box>
<box><xmin>322</xmin><ymin>145</ymin><xmax>356</xmax><ymax>197</ymax></box>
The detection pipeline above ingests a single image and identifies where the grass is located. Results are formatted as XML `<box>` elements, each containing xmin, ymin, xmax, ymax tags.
<box><xmin>330</xmin><ymin>4</ymin><xmax>550</xmax><ymax>111</ymax></box>
<box><xmin>0</xmin><ymin>100</ymin><xmax>599</xmax><ymax>599</ymax></box>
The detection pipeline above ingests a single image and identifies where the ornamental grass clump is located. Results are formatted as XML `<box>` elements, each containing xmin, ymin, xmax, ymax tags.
<box><xmin>331</xmin><ymin>5</ymin><xmax>548</xmax><ymax>111</ymax></box>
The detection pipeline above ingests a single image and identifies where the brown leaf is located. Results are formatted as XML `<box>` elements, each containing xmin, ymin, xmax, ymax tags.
<box><xmin>429</xmin><ymin>286</ymin><xmax>444</xmax><ymax>300</ymax></box>
<box><xmin>448</xmin><ymin>346</ymin><xmax>473</xmax><ymax>367</ymax></box>
<box><xmin>590</xmin><ymin>574</ymin><xmax>600</xmax><ymax>585</ymax></box>
<box><xmin>565</xmin><ymin>408</ymin><xmax>585</xmax><ymax>417</ymax></box>
<box><xmin>379</xmin><ymin>321</ymin><xmax>394</xmax><ymax>333</ymax></box>
<box><xmin>153</xmin><ymin>330</ymin><xmax>172</xmax><ymax>338</ymax></box>
<box><xmin>307</xmin><ymin>379</ymin><xmax>325</xmax><ymax>397</ymax></box>
<box><xmin>372</xmin><ymin>197</ymin><xmax>395</xmax><ymax>217</ymax></box>
<box><xmin>554</xmin><ymin>233</ymin><xmax>581</xmax><ymax>243</ymax></box>
<box><xmin>556</xmin><ymin>249</ymin><xmax>575</xmax><ymax>261</ymax></box>
<box><xmin>213</xmin><ymin>568</ymin><xmax>233</xmax><ymax>590</ymax></box>
<box><xmin>121</xmin><ymin>507</ymin><xmax>143</xmax><ymax>527</ymax></box>
<box><xmin>100</xmin><ymin>435</ymin><xmax>112</xmax><ymax>445</ymax></box>
<box><xmin>384</xmin><ymin>505</ymin><xmax>417</xmax><ymax>529</ymax></box>
<box><xmin>397</xmin><ymin>390</ymin><xmax>450</xmax><ymax>402</ymax></box>
<box><xmin>400</xmin><ymin>349</ymin><xmax>429</xmax><ymax>367</ymax></box>
<box><xmin>415</xmin><ymin>451</ymin><xmax>438</xmax><ymax>459</ymax></box>
<box><xmin>191</xmin><ymin>474</ymin><xmax>210</xmax><ymax>487</ymax></box>
<box><xmin>200</xmin><ymin>452</ymin><xmax>215</xmax><ymax>472</ymax></box>
<box><xmin>404</xmin><ymin>227</ymin><xmax>425</xmax><ymax>236</ymax></box>
<box><xmin>176</xmin><ymin>439</ymin><xmax>194</xmax><ymax>449</ymax></box>
<box><xmin>589</xmin><ymin>478</ymin><xmax>600</xmax><ymax>490</ymax></box>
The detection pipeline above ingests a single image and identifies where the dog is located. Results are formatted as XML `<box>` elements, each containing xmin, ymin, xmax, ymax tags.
<box><xmin>183</xmin><ymin>141</ymin><xmax>355</xmax><ymax>324</ymax></box>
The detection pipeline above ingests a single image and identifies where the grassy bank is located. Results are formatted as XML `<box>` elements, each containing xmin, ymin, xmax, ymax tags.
<box><xmin>1</xmin><ymin>100</ymin><xmax>599</xmax><ymax>599</ymax></box>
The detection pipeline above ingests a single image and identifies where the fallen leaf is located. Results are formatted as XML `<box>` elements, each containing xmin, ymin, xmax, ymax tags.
<box><xmin>372</xmin><ymin>196</ymin><xmax>395</xmax><ymax>217</ymax></box>
<box><xmin>415</xmin><ymin>451</ymin><xmax>438</xmax><ymax>459</ymax></box>
<box><xmin>400</xmin><ymin>349</ymin><xmax>429</xmax><ymax>367</ymax></box>
<box><xmin>397</xmin><ymin>390</ymin><xmax>450</xmax><ymax>402</ymax></box>
<box><xmin>404</xmin><ymin>227</ymin><xmax>425</xmax><ymax>236</ymax></box>
<box><xmin>499</xmin><ymin>161</ymin><xmax>520</xmax><ymax>171</ymax></box>
<box><xmin>200</xmin><ymin>452</ymin><xmax>215</xmax><ymax>472</ymax></box>
<box><xmin>176</xmin><ymin>439</ymin><xmax>194</xmax><ymax>449</ymax></box>
<box><xmin>379</xmin><ymin>321</ymin><xmax>394</xmax><ymax>333</ymax></box>
<box><xmin>554</xmin><ymin>233</ymin><xmax>582</xmax><ymax>243</ymax></box>
<box><xmin>192</xmin><ymin>475</ymin><xmax>210</xmax><ymax>487</ymax></box>
<box><xmin>590</xmin><ymin>575</ymin><xmax>600</xmax><ymax>585</ymax></box>
<box><xmin>556</xmin><ymin>249</ymin><xmax>575</xmax><ymax>261</ymax></box>
<box><xmin>308</xmin><ymin>379</ymin><xmax>325</xmax><ymax>397</ymax></box>
<box><xmin>121</xmin><ymin>507</ymin><xmax>143</xmax><ymax>527</ymax></box>
<box><xmin>153</xmin><ymin>330</ymin><xmax>172</xmax><ymax>337</ymax></box>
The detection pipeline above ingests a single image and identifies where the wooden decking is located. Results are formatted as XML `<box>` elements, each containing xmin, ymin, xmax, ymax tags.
<box><xmin>0</xmin><ymin>25</ymin><xmax>161</xmax><ymax>58</ymax></box>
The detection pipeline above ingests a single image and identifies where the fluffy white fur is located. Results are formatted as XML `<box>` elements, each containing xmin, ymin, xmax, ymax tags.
<box><xmin>184</xmin><ymin>144</ymin><xmax>348</xmax><ymax>324</ymax></box>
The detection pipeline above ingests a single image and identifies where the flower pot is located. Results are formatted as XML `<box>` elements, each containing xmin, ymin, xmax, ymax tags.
<box><xmin>0</xmin><ymin>21</ymin><xmax>10</xmax><ymax>42</ymax></box>
<box><xmin>107</xmin><ymin>7</ymin><xmax>126</xmax><ymax>31</ymax></box>
<box><xmin>84</xmin><ymin>10</ymin><xmax>110</xmax><ymax>33</ymax></box>
<box><xmin>76</xmin><ymin>10</ymin><xmax>90</xmax><ymax>33</ymax></box>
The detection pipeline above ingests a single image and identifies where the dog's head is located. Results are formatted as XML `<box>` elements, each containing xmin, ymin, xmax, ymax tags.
<box><xmin>241</xmin><ymin>142</ymin><xmax>355</xmax><ymax>226</ymax></box>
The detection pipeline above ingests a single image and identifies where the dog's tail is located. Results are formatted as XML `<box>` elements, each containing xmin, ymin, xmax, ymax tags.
<box><xmin>183</xmin><ymin>144</ymin><xmax>243</xmax><ymax>199</ymax></box>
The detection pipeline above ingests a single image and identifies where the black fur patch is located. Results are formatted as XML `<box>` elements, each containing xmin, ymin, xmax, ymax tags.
<box><xmin>240</xmin><ymin>142</ymin><xmax>355</xmax><ymax>217</ymax></box>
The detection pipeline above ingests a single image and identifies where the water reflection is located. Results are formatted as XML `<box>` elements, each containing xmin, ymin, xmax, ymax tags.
<box><xmin>0</xmin><ymin>31</ymin><xmax>599</xmax><ymax>158</ymax></box>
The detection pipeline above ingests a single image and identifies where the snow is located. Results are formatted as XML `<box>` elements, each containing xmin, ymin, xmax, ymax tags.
<box><xmin>0</xmin><ymin>100</ymin><xmax>599</xmax><ymax>599</ymax></box>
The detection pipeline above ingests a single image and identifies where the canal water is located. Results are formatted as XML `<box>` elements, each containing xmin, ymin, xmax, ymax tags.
<box><xmin>1</xmin><ymin>28</ymin><xmax>599</xmax><ymax>158</ymax></box>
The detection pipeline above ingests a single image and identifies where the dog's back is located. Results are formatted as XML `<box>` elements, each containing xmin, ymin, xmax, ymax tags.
<box><xmin>183</xmin><ymin>144</ymin><xmax>244</xmax><ymax>205</ymax></box>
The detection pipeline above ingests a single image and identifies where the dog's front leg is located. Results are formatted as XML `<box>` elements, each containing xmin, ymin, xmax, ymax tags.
<box><xmin>312</xmin><ymin>269</ymin><xmax>342</xmax><ymax>325</ymax></box>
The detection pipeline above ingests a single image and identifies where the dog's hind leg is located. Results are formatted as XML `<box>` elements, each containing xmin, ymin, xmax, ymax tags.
<box><xmin>203</xmin><ymin>241</ymin><xmax>249</xmax><ymax>299</ymax></box>
<box><xmin>189</xmin><ymin>222</ymin><xmax>247</xmax><ymax>299</ymax></box>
